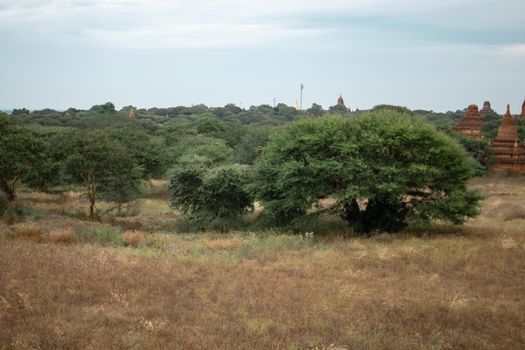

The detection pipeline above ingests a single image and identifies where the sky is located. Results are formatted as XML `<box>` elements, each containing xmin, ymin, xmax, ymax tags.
<box><xmin>0</xmin><ymin>0</ymin><xmax>524</xmax><ymax>113</ymax></box>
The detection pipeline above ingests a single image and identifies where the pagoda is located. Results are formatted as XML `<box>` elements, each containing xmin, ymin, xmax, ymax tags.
<box><xmin>481</xmin><ymin>101</ymin><xmax>494</xmax><ymax>113</ymax></box>
<box><xmin>491</xmin><ymin>104</ymin><xmax>525</xmax><ymax>172</ymax></box>
<box><xmin>521</xmin><ymin>98</ymin><xmax>525</xmax><ymax>118</ymax></box>
<box><xmin>128</xmin><ymin>107</ymin><xmax>136</xmax><ymax>119</ymax></box>
<box><xmin>337</xmin><ymin>95</ymin><xmax>345</xmax><ymax>106</ymax></box>
<box><xmin>454</xmin><ymin>104</ymin><xmax>484</xmax><ymax>139</ymax></box>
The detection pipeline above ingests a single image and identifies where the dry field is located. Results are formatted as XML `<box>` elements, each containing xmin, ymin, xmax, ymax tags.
<box><xmin>1</xmin><ymin>174</ymin><xmax>524</xmax><ymax>349</ymax></box>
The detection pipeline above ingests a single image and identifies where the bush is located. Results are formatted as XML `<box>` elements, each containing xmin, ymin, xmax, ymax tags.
<box><xmin>252</xmin><ymin>112</ymin><xmax>482</xmax><ymax>234</ymax></box>
<box><xmin>170</xmin><ymin>156</ymin><xmax>254</xmax><ymax>231</ymax></box>
<box><xmin>450</xmin><ymin>132</ymin><xmax>494</xmax><ymax>175</ymax></box>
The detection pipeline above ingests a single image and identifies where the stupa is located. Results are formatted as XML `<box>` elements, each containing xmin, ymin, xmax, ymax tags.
<box><xmin>491</xmin><ymin>104</ymin><xmax>525</xmax><ymax>171</ymax></box>
<box><xmin>521</xmin><ymin>99</ymin><xmax>525</xmax><ymax>118</ymax></box>
<box><xmin>481</xmin><ymin>101</ymin><xmax>494</xmax><ymax>113</ymax></box>
<box><xmin>128</xmin><ymin>107</ymin><xmax>136</xmax><ymax>119</ymax></box>
<box><xmin>454</xmin><ymin>104</ymin><xmax>484</xmax><ymax>139</ymax></box>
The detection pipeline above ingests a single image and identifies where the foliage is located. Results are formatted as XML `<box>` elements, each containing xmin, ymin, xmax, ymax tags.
<box><xmin>371</xmin><ymin>104</ymin><xmax>414</xmax><ymax>115</ymax></box>
<box><xmin>196</xmin><ymin>114</ymin><xmax>226</xmax><ymax>133</ymax></box>
<box><xmin>233</xmin><ymin>127</ymin><xmax>273</xmax><ymax>164</ymax></box>
<box><xmin>170</xmin><ymin>156</ymin><xmax>253</xmax><ymax>230</ymax></box>
<box><xmin>0</xmin><ymin>119</ymin><xmax>47</xmax><ymax>201</ymax></box>
<box><xmin>252</xmin><ymin>112</ymin><xmax>482</xmax><ymax>234</ymax></box>
<box><xmin>106</xmin><ymin>128</ymin><xmax>168</xmax><ymax>178</ymax></box>
<box><xmin>450</xmin><ymin>133</ymin><xmax>495</xmax><ymax>175</ymax></box>
<box><xmin>59</xmin><ymin>130</ymin><xmax>142</xmax><ymax>220</ymax></box>
<box><xmin>306</xmin><ymin>103</ymin><xmax>325</xmax><ymax>117</ymax></box>
<box><xmin>328</xmin><ymin>103</ymin><xmax>348</xmax><ymax>114</ymax></box>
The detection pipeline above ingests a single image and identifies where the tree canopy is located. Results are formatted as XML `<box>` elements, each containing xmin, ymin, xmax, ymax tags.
<box><xmin>252</xmin><ymin>112</ymin><xmax>482</xmax><ymax>233</ymax></box>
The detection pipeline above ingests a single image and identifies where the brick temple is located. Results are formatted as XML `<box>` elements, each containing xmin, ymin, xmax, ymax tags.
<box><xmin>490</xmin><ymin>105</ymin><xmax>525</xmax><ymax>172</ymax></box>
<box><xmin>455</xmin><ymin>103</ymin><xmax>525</xmax><ymax>172</ymax></box>
<box><xmin>481</xmin><ymin>101</ymin><xmax>494</xmax><ymax>113</ymax></box>
<box><xmin>454</xmin><ymin>104</ymin><xmax>484</xmax><ymax>139</ymax></box>
<box><xmin>521</xmin><ymin>99</ymin><xmax>525</xmax><ymax>118</ymax></box>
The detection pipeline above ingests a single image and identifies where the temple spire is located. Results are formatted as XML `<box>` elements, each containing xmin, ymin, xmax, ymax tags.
<box><xmin>505</xmin><ymin>104</ymin><xmax>511</xmax><ymax>118</ymax></box>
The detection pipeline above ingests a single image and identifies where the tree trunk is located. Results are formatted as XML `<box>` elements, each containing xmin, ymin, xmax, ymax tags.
<box><xmin>87</xmin><ymin>167</ymin><xmax>98</xmax><ymax>221</ymax></box>
<box><xmin>89</xmin><ymin>199</ymin><xmax>97</xmax><ymax>221</ymax></box>
<box><xmin>0</xmin><ymin>169</ymin><xmax>21</xmax><ymax>202</ymax></box>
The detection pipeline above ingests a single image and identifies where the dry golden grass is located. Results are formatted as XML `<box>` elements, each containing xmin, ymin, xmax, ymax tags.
<box><xmin>47</xmin><ymin>228</ymin><xmax>77</xmax><ymax>244</ymax></box>
<box><xmin>201</xmin><ymin>237</ymin><xmax>244</xmax><ymax>250</ymax></box>
<box><xmin>122</xmin><ymin>230</ymin><xmax>146</xmax><ymax>248</ymax></box>
<box><xmin>8</xmin><ymin>224</ymin><xmax>45</xmax><ymax>241</ymax></box>
<box><xmin>0</xmin><ymin>174</ymin><xmax>524</xmax><ymax>349</ymax></box>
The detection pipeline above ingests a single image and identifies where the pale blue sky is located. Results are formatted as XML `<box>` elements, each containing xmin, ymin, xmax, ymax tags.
<box><xmin>1</xmin><ymin>0</ymin><xmax>524</xmax><ymax>113</ymax></box>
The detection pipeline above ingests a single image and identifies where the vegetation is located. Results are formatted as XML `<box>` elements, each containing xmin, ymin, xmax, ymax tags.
<box><xmin>3</xmin><ymin>101</ymin><xmax>521</xmax><ymax>232</ymax></box>
<box><xmin>0</xmin><ymin>174</ymin><xmax>524</xmax><ymax>349</ymax></box>
<box><xmin>59</xmin><ymin>131</ymin><xmax>142</xmax><ymax>220</ymax></box>
<box><xmin>252</xmin><ymin>113</ymin><xmax>482</xmax><ymax>233</ymax></box>
<box><xmin>170</xmin><ymin>156</ymin><xmax>253</xmax><ymax>230</ymax></box>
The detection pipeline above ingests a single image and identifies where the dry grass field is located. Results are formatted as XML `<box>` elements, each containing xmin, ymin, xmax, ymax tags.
<box><xmin>1</xmin><ymin>174</ymin><xmax>524</xmax><ymax>349</ymax></box>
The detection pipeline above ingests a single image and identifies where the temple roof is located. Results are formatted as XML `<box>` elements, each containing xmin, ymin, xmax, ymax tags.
<box><xmin>494</xmin><ymin>104</ymin><xmax>519</xmax><ymax>141</ymax></box>
<box><xmin>454</xmin><ymin>104</ymin><xmax>483</xmax><ymax>139</ymax></box>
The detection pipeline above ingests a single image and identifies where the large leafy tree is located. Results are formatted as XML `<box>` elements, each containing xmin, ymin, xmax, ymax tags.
<box><xmin>59</xmin><ymin>130</ymin><xmax>142</xmax><ymax>220</ymax></box>
<box><xmin>252</xmin><ymin>112</ymin><xmax>482</xmax><ymax>234</ymax></box>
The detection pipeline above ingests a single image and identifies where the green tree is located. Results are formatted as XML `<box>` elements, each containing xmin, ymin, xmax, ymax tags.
<box><xmin>233</xmin><ymin>127</ymin><xmax>273</xmax><ymax>164</ymax></box>
<box><xmin>328</xmin><ymin>103</ymin><xmax>348</xmax><ymax>114</ymax></box>
<box><xmin>306</xmin><ymin>103</ymin><xmax>325</xmax><ymax>116</ymax></box>
<box><xmin>450</xmin><ymin>133</ymin><xmax>495</xmax><ymax>175</ymax></box>
<box><xmin>106</xmin><ymin>128</ymin><xmax>168</xmax><ymax>178</ymax></box>
<box><xmin>0</xmin><ymin>118</ymin><xmax>46</xmax><ymax>201</ymax></box>
<box><xmin>169</xmin><ymin>156</ymin><xmax>253</xmax><ymax>230</ymax></box>
<box><xmin>196</xmin><ymin>114</ymin><xmax>225</xmax><ymax>134</ymax></box>
<box><xmin>60</xmin><ymin>131</ymin><xmax>142</xmax><ymax>220</ymax></box>
<box><xmin>252</xmin><ymin>112</ymin><xmax>481</xmax><ymax>234</ymax></box>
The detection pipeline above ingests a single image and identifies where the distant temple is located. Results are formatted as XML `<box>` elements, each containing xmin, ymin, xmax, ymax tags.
<box><xmin>334</xmin><ymin>94</ymin><xmax>351</xmax><ymax>112</ymax></box>
<box><xmin>521</xmin><ymin>98</ymin><xmax>525</xmax><ymax>118</ymax></box>
<box><xmin>454</xmin><ymin>104</ymin><xmax>484</xmax><ymax>139</ymax></box>
<box><xmin>481</xmin><ymin>101</ymin><xmax>494</xmax><ymax>113</ymax></box>
<box><xmin>491</xmin><ymin>104</ymin><xmax>525</xmax><ymax>172</ymax></box>
<box><xmin>128</xmin><ymin>107</ymin><xmax>136</xmax><ymax>119</ymax></box>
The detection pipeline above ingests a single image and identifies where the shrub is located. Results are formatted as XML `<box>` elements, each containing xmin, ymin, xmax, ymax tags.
<box><xmin>170</xmin><ymin>156</ymin><xmax>253</xmax><ymax>231</ymax></box>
